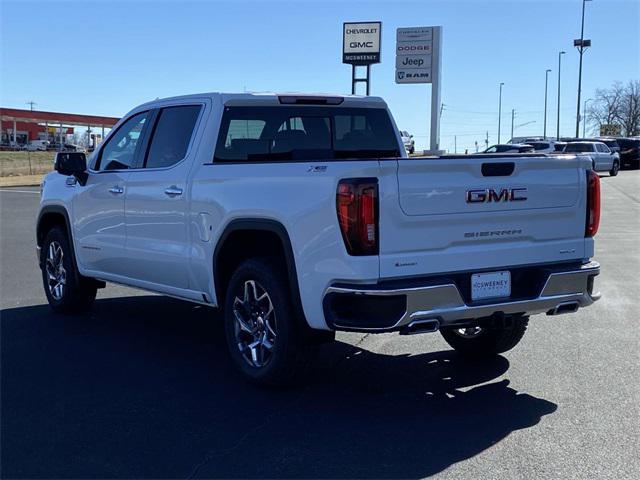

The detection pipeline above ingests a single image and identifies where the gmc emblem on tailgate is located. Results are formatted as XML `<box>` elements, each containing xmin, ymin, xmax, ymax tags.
<box><xmin>466</xmin><ymin>187</ymin><xmax>528</xmax><ymax>203</ymax></box>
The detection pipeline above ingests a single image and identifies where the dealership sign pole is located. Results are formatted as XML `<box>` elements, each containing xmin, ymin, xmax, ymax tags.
<box><xmin>395</xmin><ymin>26</ymin><xmax>442</xmax><ymax>153</ymax></box>
<box><xmin>343</xmin><ymin>22</ymin><xmax>381</xmax><ymax>95</ymax></box>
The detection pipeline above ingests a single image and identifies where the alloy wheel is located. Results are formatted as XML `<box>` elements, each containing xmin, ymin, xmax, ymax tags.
<box><xmin>232</xmin><ymin>280</ymin><xmax>277</xmax><ymax>368</ymax></box>
<box><xmin>45</xmin><ymin>241</ymin><xmax>66</xmax><ymax>300</ymax></box>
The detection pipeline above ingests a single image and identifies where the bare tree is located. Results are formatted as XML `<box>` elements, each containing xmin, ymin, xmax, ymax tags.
<box><xmin>619</xmin><ymin>80</ymin><xmax>640</xmax><ymax>136</ymax></box>
<box><xmin>586</xmin><ymin>82</ymin><xmax>624</xmax><ymax>133</ymax></box>
<box><xmin>587</xmin><ymin>80</ymin><xmax>640</xmax><ymax>136</ymax></box>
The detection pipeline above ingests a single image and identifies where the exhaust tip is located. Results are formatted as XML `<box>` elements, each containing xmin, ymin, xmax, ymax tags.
<box><xmin>401</xmin><ymin>319</ymin><xmax>440</xmax><ymax>335</ymax></box>
<box><xmin>547</xmin><ymin>302</ymin><xmax>579</xmax><ymax>316</ymax></box>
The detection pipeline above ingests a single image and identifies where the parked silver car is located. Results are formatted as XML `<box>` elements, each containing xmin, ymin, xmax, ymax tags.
<box><xmin>564</xmin><ymin>141</ymin><xmax>620</xmax><ymax>176</ymax></box>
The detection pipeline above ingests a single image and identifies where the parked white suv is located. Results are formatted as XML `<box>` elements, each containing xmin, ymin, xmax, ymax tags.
<box><xmin>36</xmin><ymin>92</ymin><xmax>601</xmax><ymax>386</ymax></box>
<box><xmin>400</xmin><ymin>130</ymin><xmax>415</xmax><ymax>154</ymax></box>
<box><xmin>564</xmin><ymin>141</ymin><xmax>620</xmax><ymax>176</ymax></box>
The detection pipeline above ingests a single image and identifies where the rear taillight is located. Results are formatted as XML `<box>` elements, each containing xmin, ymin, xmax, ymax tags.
<box><xmin>586</xmin><ymin>170</ymin><xmax>601</xmax><ymax>237</ymax></box>
<box><xmin>336</xmin><ymin>178</ymin><xmax>379</xmax><ymax>255</ymax></box>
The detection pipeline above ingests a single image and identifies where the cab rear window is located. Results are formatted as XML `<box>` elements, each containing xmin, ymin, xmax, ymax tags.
<box><xmin>214</xmin><ymin>106</ymin><xmax>400</xmax><ymax>162</ymax></box>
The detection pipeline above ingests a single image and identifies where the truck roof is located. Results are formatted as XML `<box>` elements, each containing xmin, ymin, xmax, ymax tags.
<box><xmin>138</xmin><ymin>92</ymin><xmax>387</xmax><ymax>109</ymax></box>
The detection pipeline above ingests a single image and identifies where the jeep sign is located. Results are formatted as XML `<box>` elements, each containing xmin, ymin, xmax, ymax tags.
<box><xmin>343</xmin><ymin>22</ymin><xmax>381</xmax><ymax>65</ymax></box>
<box><xmin>395</xmin><ymin>54</ymin><xmax>432</xmax><ymax>69</ymax></box>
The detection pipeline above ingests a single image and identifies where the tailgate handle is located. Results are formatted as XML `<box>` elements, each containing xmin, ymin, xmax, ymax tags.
<box><xmin>482</xmin><ymin>162</ymin><xmax>515</xmax><ymax>177</ymax></box>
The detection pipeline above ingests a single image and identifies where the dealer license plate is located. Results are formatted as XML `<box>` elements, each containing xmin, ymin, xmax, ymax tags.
<box><xmin>471</xmin><ymin>271</ymin><xmax>511</xmax><ymax>301</ymax></box>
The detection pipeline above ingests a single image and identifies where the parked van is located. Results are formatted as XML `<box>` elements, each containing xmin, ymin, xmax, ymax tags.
<box><xmin>26</xmin><ymin>140</ymin><xmax>49</xmax><ymax>151</ymax></box>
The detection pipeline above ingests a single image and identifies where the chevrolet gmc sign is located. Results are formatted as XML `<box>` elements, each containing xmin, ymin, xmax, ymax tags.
<box><xmin>343</xmin><ymin>22</ymin><xmax>381</xmax><ymax>65</ymax></box>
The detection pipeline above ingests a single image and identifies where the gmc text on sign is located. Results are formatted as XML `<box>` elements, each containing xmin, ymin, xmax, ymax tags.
<box><xmin>343</xmin><ymin>22</ymin><xmax>382</xmax><ymax>65</ymax></box>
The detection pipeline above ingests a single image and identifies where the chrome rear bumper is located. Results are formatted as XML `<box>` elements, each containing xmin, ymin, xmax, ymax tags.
<box><xmin>324</xmin><ymin>261</ymin><xmax>600</xmax><ymax>332</ymax></box>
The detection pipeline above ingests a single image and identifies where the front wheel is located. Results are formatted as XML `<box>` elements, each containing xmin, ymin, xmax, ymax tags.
<box><xmin>610</xmin><ymin>160</ymin><xmax>619</xmax><ymax>176</ymax></box>
<box><xmin>440</xmin><ymin>315</ymin><xmax>529</xmax><ymax>357</ymax></box>
<box><xmin>41</xmin><ymin>226</ymin><xmax>97</xmax><ymax>313</ymax></box>
<box><xmin>223</xmin><ymin>257</ymin><xmax>314</xmax><ymax>387</ymax></box>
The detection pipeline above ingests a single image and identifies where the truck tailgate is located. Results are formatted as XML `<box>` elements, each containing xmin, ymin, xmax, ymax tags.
<box><xmin>378</xmin><ymin>155</ymin><xmax>590</xmax><ymax>279</ymax></box>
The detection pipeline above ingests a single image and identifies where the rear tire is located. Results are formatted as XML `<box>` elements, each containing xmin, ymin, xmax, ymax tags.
<box><xmin>223</xmin><ymin>257</ymin><xmax>314</xmax><ymax>387</ymax></box>
<box><xmin>41</xmin><ymin>226</ymin><xmax>97</xmax><ymax>314</ymax></box>
<box><xmin>610</xmin><ymin>160</ymin><xmax>619</xmax><ymax>176</ymax></box>
<box><xmin>440</xmin><ymin>315</ymin><xmax>529</xmax><ymax>357</ymax></box>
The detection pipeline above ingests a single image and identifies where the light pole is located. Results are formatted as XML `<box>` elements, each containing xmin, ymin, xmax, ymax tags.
<box><xmin>511</xmin><ymin>109</ymin><xmax>516</xmax><ymax>141</ymax></box>
<box><xmin>583</xmin><ymin>98</ymin><xmax>592</xmax><ymax>137</ymax></box>
<box><xmin>557</xmin><ymin>51</ymin><xmax>566</xmax><ymax>140</ymax></box>
<box><xmin>575</xmin><ymin>0</ymin><xmax>593</xmax><ymax>137</ymax></box>
<box><xmin>544</xmin><ymin>69</ymin><xmax>551</xmax><ymax>139</ymax></box>
<box><xmin>498</xmin><ymin>82</ymin><xmax>504</xmax><ymax>143</ymax></box>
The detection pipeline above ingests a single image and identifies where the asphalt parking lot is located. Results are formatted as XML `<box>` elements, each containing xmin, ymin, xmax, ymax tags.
<box><xmin>1</xmin><ymin>172</ymin><xmax>639</xmax><ymax>479</ymax></box>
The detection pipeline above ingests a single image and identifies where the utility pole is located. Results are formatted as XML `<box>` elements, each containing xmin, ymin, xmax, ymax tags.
<box><xmin>575</xmin><ymin>0</ymin><xmax>593</xmax><ymax>137</ymax></box>
<box><xmin>485</xmin><ymin>131</ymin><xmax>489</xmax><ymax>149</ymax></box>
<box><xmin>544</xmin><ymin>69</ymin><xmax>551</xmax><ymax>139</ymax></box>
<box><xmin>557</xmin><ymin>51</ymin><xmax>566</xmax><ymax>140</ymax></box>
<box><xmin>454</xmin><ymin>135</ymin><xmax>457</xmax><ymax>154</ymax></box>
<box><xmin>498</xmin><ymin>82</ymin><xmax>504</xmax><ymax>143</ymax></box>
<box><xmin>26</xmin><ymin>100</ymin><xmax>37</xmax><ymax>111</ymax></box>
<box><xmin>511</xmin><ymin>109</ymin><xmax>516</xmax><ymax>141</ymax></box>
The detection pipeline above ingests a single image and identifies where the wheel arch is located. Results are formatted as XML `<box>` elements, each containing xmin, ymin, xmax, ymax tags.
<box><xmin>213</xmin><ymin>218</ymin><xmax>306</xmax><ymax>326</ymax></box>
<box><xmin>37</xmin><ymin>206</ymin><xmax>76</xmax><ymax>269</ymax></box>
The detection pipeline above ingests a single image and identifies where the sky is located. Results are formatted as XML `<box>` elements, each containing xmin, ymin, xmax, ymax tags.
<box><xmin>1</xmin><ymin>0</ymin><xmax>638</xmax><ymax>152</ymax></box>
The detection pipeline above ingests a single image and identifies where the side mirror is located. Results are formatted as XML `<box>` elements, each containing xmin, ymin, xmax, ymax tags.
<box><xmin>54</xmin><ymin>152</ymin><xmax>88</xmax><ymax>185</ymax></box>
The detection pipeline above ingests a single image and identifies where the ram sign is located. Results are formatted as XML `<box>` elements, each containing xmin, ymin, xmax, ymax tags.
<box><xmin>342</xmin><ymin>22</ymin><xmax>382</xmax><ymax>65</ymax></box>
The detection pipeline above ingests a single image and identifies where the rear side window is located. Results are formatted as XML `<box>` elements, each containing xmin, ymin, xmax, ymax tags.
<box><xmin>214</xmin><ymin>106</ymin><xmax>400</xmax><ymax>162</ymax></box>
<box><xmin>565</xmin><ymin>143</ymin><xmax>592</xmax><ymax>152</ymax></box>
<box><xmin>145</xmin><ymin>105</ymin><xmax>201</xmax><ymax>168</ymax></box>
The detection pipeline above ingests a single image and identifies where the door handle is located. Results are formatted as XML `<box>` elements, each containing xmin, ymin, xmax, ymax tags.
<box><xmin>108</xmin><ymin>186</ymin><xmax>124</xmax><ymax>195</ymax></box>
<box><xmin>164</xmin><ymin>186</ymin><xmax>183</xmax><ymax>197</ymax></box>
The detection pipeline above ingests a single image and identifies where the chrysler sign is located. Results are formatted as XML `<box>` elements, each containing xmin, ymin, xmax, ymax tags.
<box><xmin>343</xmin><ymin>22</ymin><xmax>381</xmax><ymax>65</ymax></box>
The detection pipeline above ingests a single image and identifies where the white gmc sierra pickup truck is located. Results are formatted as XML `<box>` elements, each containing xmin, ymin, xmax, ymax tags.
<box><xmin>37</xmin><ymin>92</ymin><xmax>601</xmax><ymax>386</ymax></box>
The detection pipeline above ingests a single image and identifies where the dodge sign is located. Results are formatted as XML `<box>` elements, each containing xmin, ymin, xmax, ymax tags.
<box><xmin>343</xmin><ymin>22</ymin><xmax>382</xmax><ymax>65</ymax></box>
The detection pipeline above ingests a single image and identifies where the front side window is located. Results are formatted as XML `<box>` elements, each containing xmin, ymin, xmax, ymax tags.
<box><xmin>145</xmin><ymin>105</ymin><xmax>201</xmax><ymax>169</ymax></box>
<box><xmin>214</xmin><ymin>106</ymin><xmax>400</xmax><ymax>162</ymax></box>
<box><xmin>97</xmin><ymin>112</ymin><xmax>148</xmax><ymax>171</ymax></box>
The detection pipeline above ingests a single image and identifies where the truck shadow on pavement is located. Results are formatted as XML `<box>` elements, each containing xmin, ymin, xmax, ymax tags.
<box><xmin>1</xmin><ymin>295</ymin><xmax>557</xmax><ymax>479</ymax></box>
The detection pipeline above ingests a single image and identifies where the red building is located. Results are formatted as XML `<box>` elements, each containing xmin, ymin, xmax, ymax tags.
<box><xmin>0</xmin><ymin>107</ymin><xmax>120</xmax><ymax>148</ymax></box>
